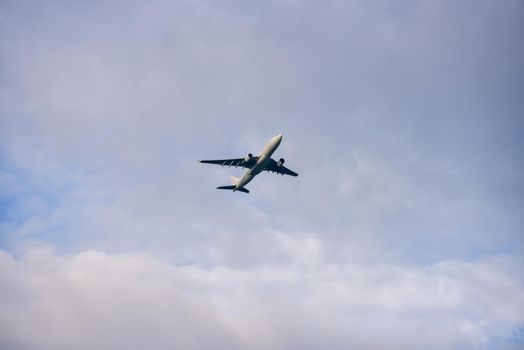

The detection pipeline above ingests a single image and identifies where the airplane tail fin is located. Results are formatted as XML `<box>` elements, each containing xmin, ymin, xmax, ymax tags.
<box><xmin>230</xmin><ymin>175</ymin><xmax>239</xmax><ymax>185</ymax></box>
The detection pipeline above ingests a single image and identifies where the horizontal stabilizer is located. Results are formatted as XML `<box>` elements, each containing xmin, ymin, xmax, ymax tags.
<box><xmin>216</xmin><ymin>185</ymin><xmax>250</xmax><ymax>194</ymax></box>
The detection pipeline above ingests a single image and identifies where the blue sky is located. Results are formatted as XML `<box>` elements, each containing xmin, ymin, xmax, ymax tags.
<box><xmin>1</xmin><ymin>1</ymin><xmax>523</xmax><ymax>349</ymax></box>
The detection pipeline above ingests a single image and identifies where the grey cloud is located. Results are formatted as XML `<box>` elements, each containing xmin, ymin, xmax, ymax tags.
<box><xmin>1</xmin><ymin>0</ymin><xmax>522</xmax><ymax>262</ymax></box>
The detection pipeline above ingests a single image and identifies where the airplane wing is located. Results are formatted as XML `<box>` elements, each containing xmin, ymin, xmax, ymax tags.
<box><xmin>264</xmin><ymin>158</ymin><xmax>299</xmax><ymax>177</ymax></box>
<box><xmin>199</xmin><ymin>157</ymin><xmax>258</xmax><ymax>169</ymax></box>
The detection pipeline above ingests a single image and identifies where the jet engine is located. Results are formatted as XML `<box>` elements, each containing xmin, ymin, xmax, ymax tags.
<box><xmin>277</xmin><ymin>158</ymin><xmax>285</xmax><ymax>167</ymax></box>
<box><xmin>245</xmin><ymin>153</ymin><xmax>254</xmax><ymax>162</ymax></box>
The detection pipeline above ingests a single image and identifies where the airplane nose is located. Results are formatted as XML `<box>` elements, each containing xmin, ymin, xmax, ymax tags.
<box><xmin>276</xmin><ymin>133</ymin><xmax>283</xmax><ymax>139</ymax></box>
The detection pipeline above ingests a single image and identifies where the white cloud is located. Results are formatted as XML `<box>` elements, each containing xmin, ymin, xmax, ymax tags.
<box><xmin>0</xmin><ymin>246</ymin><xmax>522</xmax><ymax>350</ymax></box>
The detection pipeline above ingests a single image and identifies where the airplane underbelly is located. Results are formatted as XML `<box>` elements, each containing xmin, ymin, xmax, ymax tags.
<box><xmin>237</xmin><ymin>157</ymin><xmax>269</xmax><ymax>188</ymax></box>
<box><xmin>251</xmin><ymin>156</ymin><xmax>269</xmax><ymax>175</ymax></box>
<box><xmin>238</xmin><ymin>173</ymin><xmax>254</xmax><ymax>187</ymax></box>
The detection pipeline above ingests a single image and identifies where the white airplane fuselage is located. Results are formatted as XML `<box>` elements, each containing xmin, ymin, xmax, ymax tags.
<box><xmin>234</xmin><ymin>134</ymin><xmax>282</xmax><ymax>190</ymax></box>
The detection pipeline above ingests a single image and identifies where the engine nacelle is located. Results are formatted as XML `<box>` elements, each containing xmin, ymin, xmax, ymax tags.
<box><xmin>245</xmin><ymin>153</ymin><xmax>254</xmax><ymax>162</ymax></box>
<box><xmin>277</xmin><ymin>158</ymin><xmax>285</xmax><ymax>167</ymax></box>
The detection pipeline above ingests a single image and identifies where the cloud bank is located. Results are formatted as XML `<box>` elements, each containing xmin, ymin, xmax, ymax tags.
<box><xmin>1</xmin><ymin>246</ymin><xmax>523</xmax><ymax>350</ymax></box>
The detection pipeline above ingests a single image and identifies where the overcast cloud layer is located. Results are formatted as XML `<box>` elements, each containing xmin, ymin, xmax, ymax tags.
<box><xmin>1</xmin><ymin>1</ymin><xmax>523</xmax><ymax>349</ymax></box>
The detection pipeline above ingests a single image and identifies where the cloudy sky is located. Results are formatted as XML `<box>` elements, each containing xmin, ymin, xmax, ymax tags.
<box><xmin>1</xmin><ymin>0</ymin><xmax>523</xmax><ymax>349</ymax></box>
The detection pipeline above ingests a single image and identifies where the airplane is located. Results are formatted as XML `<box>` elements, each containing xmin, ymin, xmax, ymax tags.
<box><xmin>199</xmin><ymin>134</ymin><xmax>298</xmax><ymax>193</ymax></box>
